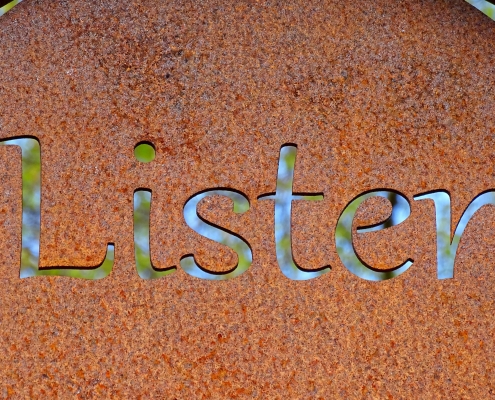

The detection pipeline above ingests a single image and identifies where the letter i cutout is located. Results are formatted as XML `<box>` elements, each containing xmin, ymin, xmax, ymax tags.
<box><xmin>133</xmin><ymin>142</ymin><xmax>176</xmax><ymax>279</ymax></box>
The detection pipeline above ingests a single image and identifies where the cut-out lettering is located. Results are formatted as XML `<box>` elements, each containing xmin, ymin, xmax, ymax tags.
<box><xmin>336</xmin><ymin>190</ymin><xmax>413</xmax><ymax>281</ymax></box>
<box><xmin>414</xmin><ymin>190</ymin><xmax>495</xmax><ymax>279</ymax></box>
<box><xmin>258</xmin><ymin>144</ymin><xmax>330</xmax><ymax>280</ymax></box>
<box><xmin>134</xmin><ymin>189</ymin><xmax>176</xmax><ymax>279</ymax></box>
<box><xmin>134</xmin><ymin>142</ymin><xmax>156</xmax><ymax>163</ymax></box>
<box><xmin>1</xmin><ymin>137</ymin><xmax>492</xmax><ymax>284</ymax></box>
<box><xmin>180</xmin><ymin>189</ymin><xmax>252</xmax><ymax>280</ymax></box>
<box><xmin>0</xmin><ymin>137</ymin><xmax>114</xmax><ymax>279</ymax></box>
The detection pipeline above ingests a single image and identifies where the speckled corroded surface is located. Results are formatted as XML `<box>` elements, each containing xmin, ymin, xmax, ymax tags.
<box><xmin>1</xmin><ymin>0</ymin><xmax>495</xmax><ymax>398</ymax></box>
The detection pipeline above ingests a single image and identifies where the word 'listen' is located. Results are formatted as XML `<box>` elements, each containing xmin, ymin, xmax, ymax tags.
<box><xmin>0</xmin><ymin>137</ymin><xmax>489</xmax><ymax>282</ymax></box>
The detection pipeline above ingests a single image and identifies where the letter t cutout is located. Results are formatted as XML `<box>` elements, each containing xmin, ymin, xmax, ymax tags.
<box><xmin>258</xmin><ymin>144</ymin><xmax>330</xmax><ymax>280</ymax></box>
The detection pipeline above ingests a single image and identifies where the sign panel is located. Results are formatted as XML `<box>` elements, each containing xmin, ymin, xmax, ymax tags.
<box><xmin>1</xmin><ymin>0</ymin><xmax>495</xmax><ymax>397</ymax></box>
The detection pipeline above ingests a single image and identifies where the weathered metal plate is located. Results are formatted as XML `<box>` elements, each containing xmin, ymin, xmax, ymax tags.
<box><xmin>1</xmin><ymin>0</ymin><xmax>495</xmax><ymax>397</ymax></box>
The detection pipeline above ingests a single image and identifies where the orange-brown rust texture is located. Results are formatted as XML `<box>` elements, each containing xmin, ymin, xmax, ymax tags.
<box><xmin>1</xmin><ymin>0</ymin><xmax>495</xmax><ymax>398</ymax></box>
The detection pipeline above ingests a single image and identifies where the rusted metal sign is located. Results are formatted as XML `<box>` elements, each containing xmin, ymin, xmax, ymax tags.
<box><xmin>1</xmin><ymin>0</ymin><xmax>495</xmax><ymax>397</ymax></box>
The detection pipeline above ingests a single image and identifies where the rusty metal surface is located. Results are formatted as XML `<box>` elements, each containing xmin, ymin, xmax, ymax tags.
<box><xmin>1</xmin><ymin>0</ymin><xmax>495</xmax><ymax>397</ymax></box>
